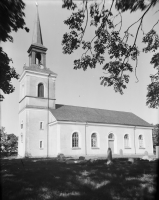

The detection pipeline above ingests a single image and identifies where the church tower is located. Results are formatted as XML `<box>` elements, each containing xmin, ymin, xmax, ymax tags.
<box><xmin>18</xmin><ymin>4</ymin><xmax>57</xmax><ymax>157</ymax></box>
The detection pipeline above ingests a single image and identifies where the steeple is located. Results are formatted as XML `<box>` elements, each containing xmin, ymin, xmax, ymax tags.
<box><xmin>27</xmin><ymin>2</ymin><xmax>47</xmax><ymax>68</ymax></box>
<box><xmin>32</xmin><ymin>2</ymin><xmax>43</xmax><ymax>45</ymax></box>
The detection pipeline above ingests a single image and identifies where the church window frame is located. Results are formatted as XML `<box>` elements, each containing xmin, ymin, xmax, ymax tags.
<box><xmin>37</xmin><ymin>82</ymin><xmax>44</xmax><ymax>98</ymax></box>
<box><xmin>72</xmin><ymin>132</ymin><xmax>79</xmax><ymax>148</ymax></box>
<box><xmin>91</xmin><ymin>133</ymin><xmax>97</xmax><ymax>148</ymax></box>
<box><xmin>124</xmin><ymin>134</ymin><xmax>130</xmax><ymax>148</ymax></box>
<box><xmin>138</xmin><ymin>135</ymin><xmax>144</xmax><ymax>148</ymax></box>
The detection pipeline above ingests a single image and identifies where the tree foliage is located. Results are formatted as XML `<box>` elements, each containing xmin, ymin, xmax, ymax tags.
<box><xmin>0</xmin><ymin>0</ymin><xmax>29</xmax><ymax>101</ymax></box>
<box><xmin>62</xmin><ymin>0</ymin><xmax>159</xmax><ymax>108</ymax></box>
<box><xmin>152</xmin><ymin>124</ymin><xmax>159</xmax><ymax>150</ymax></box>
<box><xmin>0</xmin><ymin>127</ymin><xmax>18</xmax><ymax>153</ymax></box>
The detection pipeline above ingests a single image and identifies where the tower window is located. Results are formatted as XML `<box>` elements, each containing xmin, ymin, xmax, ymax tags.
<box><xmin>36</xmin><ymin>52</ymin><xmax>41</xmax><ymax>64</ymax></box>
<box><xmin>38</xmin><ymin>83</ymin><xmax>44</xmax><ymax>97</ymax></box>
<box><xmin>40</xmin><ymin>122</ymin><xmax>44</xmax><ymax>130</ymax></box>
<box><xmin>40</xmin><ymin>141</ymin><xmax>43</xmax><ymax>149</ymax></box>
<box><xmin>21</xmin><ymin>133</ymin><xmax>23</xmax><ymax>143</ymax></box>
<box><xmin>21</xmin><ymin>122</ymin><xmax>23</xmax><ymax>129</ymax></box>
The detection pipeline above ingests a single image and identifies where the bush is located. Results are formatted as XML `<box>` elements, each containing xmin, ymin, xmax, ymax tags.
<box><xmin>79</xmin><ymin>156</ymin><xmax>85</xmax><ymax>160</ymax></box>
<box><xmin>57</xmin><ymin>153</ymin><xmax>65</xmax><ymax>160</ymax></box>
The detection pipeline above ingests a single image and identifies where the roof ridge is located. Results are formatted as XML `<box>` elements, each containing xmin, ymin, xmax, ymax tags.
<box><xmin>55</xmin><ymin>103</ymin><xmax>133</xmax><ymax>114</ymax></box>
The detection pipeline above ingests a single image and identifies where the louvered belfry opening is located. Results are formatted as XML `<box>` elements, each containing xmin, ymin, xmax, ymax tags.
<box><xmin>36</xmin><ymin>52</ymin><xmax>41</xmax><ymax>64</ymax></box>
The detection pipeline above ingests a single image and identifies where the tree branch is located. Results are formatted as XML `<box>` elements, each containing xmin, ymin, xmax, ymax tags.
<box><xmin>152</xmin><ymin>19</ymin><xmax>159</xmax><ymax>30</ymax></box>
<box><xmin>123</xmin><ymin>2</ymin><xmax>153</xmax><ymax>46</ymax></box>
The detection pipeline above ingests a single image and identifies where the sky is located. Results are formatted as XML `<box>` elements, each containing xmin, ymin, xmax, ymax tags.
<box><xmin>1</xmin><ymin>0</ymin><xmax>159</xmax><ymax>135</ymax></box>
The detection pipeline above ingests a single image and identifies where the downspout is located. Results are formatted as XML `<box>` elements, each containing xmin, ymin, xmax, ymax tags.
<box><xmin>47</xmin><ymin>73</ymin><xmax>51</xmax><ymax>157</ymax></box>
<box><xmin>85</xmin><ymin>122</ymin><xmax>87</xmax><ymax>156</ymax></box>
<box><xmin>134</xmin><ymin>126</ymin><xmax>136</xmax><ymax>154</ymax></box>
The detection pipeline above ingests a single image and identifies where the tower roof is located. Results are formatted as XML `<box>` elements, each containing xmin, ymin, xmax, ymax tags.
<box><xmin>32</xmin><ymin>3</ymin><xmax>43</xmax><ymax>45</ymax></box>
<box><xmin>26</xmin><ymin>3</ymin><xmax>56</xmax><ymax>75</ymax></box>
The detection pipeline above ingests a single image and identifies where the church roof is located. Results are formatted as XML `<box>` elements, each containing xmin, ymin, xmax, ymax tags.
<box><xmin>50</xmin><ymin>104</ymin><xmax>152</xmax><ymax>127</ymax></box>
<box><xmin>23</xmin><ymin>64</ymin><xmax>57</xmax><ymax>75</ymax></box>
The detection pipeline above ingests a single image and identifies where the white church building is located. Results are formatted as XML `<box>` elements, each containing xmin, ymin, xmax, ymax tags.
<box><xmin>18</xmin><ymin>5</ymin><xmax>154</xmax><ymax>158</ymax></box>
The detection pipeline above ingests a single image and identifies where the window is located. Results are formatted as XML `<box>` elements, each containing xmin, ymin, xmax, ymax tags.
<box><xmin>124</xmin><ymin>134</ymin><xmax>129</xmax><ymax>148</ymax></box>
<box><xmin>108</xmin><ymin>133</ymin><xmax>114</xmax><ymax>140</ymax></box>
<box><xmin>139</xmin><ymin>135</ymin><xmax>143</xmax><ymax>148</ymax></box>
<box><xmin>40</xmin><ymin>122</ymin><xmax>44</xmax><ymax>130</ymax></box>
<box><xmin>21</xmin><ymin>84</ymin><xmax>24</xmax><ymax>98</ymax></box>
<box><xmin>40</xmin><ymin>141</ymin><xmax>43</xmax><ymax>149</ymax></box>
<box><xmin>21</xmin><ymin>133</ymin><xmax>23</xmax><ymax>143</ymax></box>
<box><xmin>91</xmin><ymin>133</ymin><xmax>97</xmax><ymax>147</ymax></box>
<box><xmin>38</xmin><ymin>83</ymin><xmax>44</xmax><ymax>97</ymax></box>
<box><xmin>36</xmin><ymin>52</ymin><xmax>41</xmax><ymax>64</ymax></box>
<box><xmin>72</xmin><ymin>132</ymin><xmax>78</xmax><ymax>148</ymax></box>
<box><xmin>21</xmin><ymin>121</ymin><xmax>23</xmax><ymax>129</ymax></box>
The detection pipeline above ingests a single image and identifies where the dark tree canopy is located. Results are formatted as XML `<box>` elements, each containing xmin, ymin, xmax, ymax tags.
<box><xmin>0</xmin><ymin>0</ymin><xmax>29</xmax><ymax>101</ymax></box>
<box><xmin>0</xmin><ymin>48</ymin><xmax>19</xmax><ymax>98</ymax></box>
<box><xmin>62</xmin><ymin>0</ymin><xmax>159</xmax><ymax>108</ymax></box>
<box><xmin>152</xmin><ymin>124</ymin><xmax>159</xmax><ymax>151</ymax></box>
<box><xmin>0</xmin><ymin>127</ymin><xmax>18</xmax><ymax>153</ymax></box>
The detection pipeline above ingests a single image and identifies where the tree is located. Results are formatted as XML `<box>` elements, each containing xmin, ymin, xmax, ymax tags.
<box><xmin>152</xmin><ymin>124</ymin><xmax>159</xmax><ymax>151</ymax></box>
<box><xmin>0</xmin><ymin>127</ymin><xmax>7</xmax><ymax>152</ymax></box>
<box><xmin>0</xmin><ymin>0</ymin><xmax>29</xmax><ymax>101</ymax></box>
<box><xmin>0</xmin><ymin>127</ymin><xmax>18</xmax><ymax>153</ymax></box>
<box><xmin>6</xmin><ymin>134</ymin><xmax>18</xmax><ymax>153</ymax></box>
<box><xmin>61</xmin><ymin>0</ymin><xmax>159</xmax><ymax>108</ymax></box>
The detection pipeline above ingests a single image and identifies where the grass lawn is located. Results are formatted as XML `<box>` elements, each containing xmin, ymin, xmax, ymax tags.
<box><xmin>1</xmin><ymin>157</ymin><xmax>158</xmax><ymax>200</ymax></box>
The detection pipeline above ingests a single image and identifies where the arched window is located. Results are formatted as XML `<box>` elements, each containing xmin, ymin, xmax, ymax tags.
<box><xmin>108</xmin><ymin>133</ymin><xmax>114</xmax><ymax>140</ymax></box>
<box><xmin>38</xmin><ymin>83</ymin><xmax>44</xmax><ymax>97</ymax></box>
<box><xmin>124</xmin><ymin>134</ymin><xmax>129</xmax><ymax>148</ymax></box>
<box><xmin>91</xmin><ymin>133</ymin><xmax>97</xmax><ymax>147</ymax></box>
<box><xmin>72</xmin><ymin>132</ymin><xmax>78</xmax><ymax>148</ymax></box>
<box><xmin>139</xmin><ymin>135</ymin><xmax>143</xmax><ymax>148</ymax></box>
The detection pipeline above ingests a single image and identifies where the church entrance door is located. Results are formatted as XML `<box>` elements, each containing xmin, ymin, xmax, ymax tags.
<box><xmin>108</xmin><ymin>133</ymin><xmax>115</xmax><ymax>154</ymax></box>
<box><xmin>108</xmin><ymin>140</ymin><xmax>114</xmax><ymax>154</ymax></box>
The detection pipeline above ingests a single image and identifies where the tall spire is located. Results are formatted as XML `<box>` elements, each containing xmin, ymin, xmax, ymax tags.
<box><xmin>32</xmin><ymin>2</ymin><xmax>43</xmax><ymax>45</ymax></box>
<box><xmin>27</xmin><ymin>2</ymin><xmax>47</xmax><ymax>67</ymax></box>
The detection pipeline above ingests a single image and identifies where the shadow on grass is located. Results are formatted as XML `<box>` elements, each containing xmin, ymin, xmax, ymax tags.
<box><xmin>1</xmin><ymin>157</ymin><xmax>158</xmax><ymax>200</ymax></box>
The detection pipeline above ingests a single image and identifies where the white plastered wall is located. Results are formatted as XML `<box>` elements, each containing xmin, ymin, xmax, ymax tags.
<box><xmin>58</xmin><ymin>122</ymin><xmax>153</xmax><ymax>157</ymax></box>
